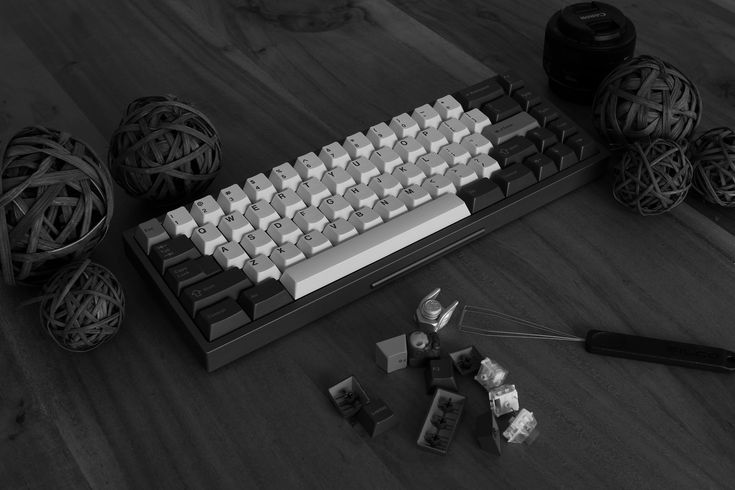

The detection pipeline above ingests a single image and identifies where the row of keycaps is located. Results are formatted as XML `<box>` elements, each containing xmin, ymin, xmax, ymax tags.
<box><xmin>137</xmin><ymin>194</ymin><xmax>468</xmax><ymax>341</ymax></box>
<box><xmin>136</xmin><ymin>73</ymin><xmax>596</xmax><ymax>263</ymax></box>
<box><xmin>134</xmin><ymin>90</ymin><xmax>500</xmax><ymax>284</ymax></box>
<box><xmin>133</xmin><ymin>74</ymin><xmax>598</xmax><ymax>342</ymax></box>
<box><xmin>137</xmin><ymin>123</ymin><xmax>595</xmax><ymax>275</ymax></box>
<box><xmin>133</xmin><ymin>95</ymin><xmax>486</xmax><ymax>341</ymax></box>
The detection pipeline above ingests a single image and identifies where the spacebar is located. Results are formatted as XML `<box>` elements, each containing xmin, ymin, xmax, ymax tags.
<box><xmin>280</xmin><ymin>194</ymin><xmax>471</xmax><ymax>299</ymax></box>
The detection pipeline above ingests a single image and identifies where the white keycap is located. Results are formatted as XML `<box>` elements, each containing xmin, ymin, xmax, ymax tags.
<box><xmin>191</xmin><ymin>222</ymin><xmax>227</xmax><ymax>255</ymax></box>
<box><xmin>270</xmin><ymin>162</ymin><xmax>302</xmax><ymax>192</ymax></box>
<box><xmin>416</xmin><ymin>153</ymin><xmax>449</xmax><ymax>177</ymax></box>
<box><xmin>438</xmin><ymin>143</ymin><xmax>471</xmax><ymax>166</ymax></box>
<box><xmin>416</xmin><ymin>128</ymin><xmax>449</xmax><ymax>153</ymax></box>
<box><xmin>245</xmin><ymin>200</ymin><xmax>280</xmax><ymax>230</ymax></box>
<box><xmin>392</xmin><ymin>163</ymin><xmax>426</xmax><ymax>187</ymax></box>
<box><xmin>344</xmin><ymin>132</ymin><xmax>374</xmax><ymax>160</ymax></box>
<box><xmin>244</xmin><ymin>173</ymin><xmax>277</xmax><ymax>203</ymax></box>
<box><xmin>434</xmin><ymin>95</ymin><xmax>464</xmax><ymax>120</ymax></box>
<box><xmin>348</xmin><ymin>207</ymin><xmax>383</xmax><ymax>232</ymax></box>
<box><xmin>321</xmin><ymin>168</ymin><xmax>355</xmax><ymax>196</ymax></box>
<box><xmin>373</xmin><ymin>196</ymin><xmax>408</xmax><ymax>221</ymax></box>
<box><xmin>243</xmin><ymin>255</ymin><xmax>281</xmax><ymax>283</ymax></box>
<box><xmin>191</xmin><ymin>195</ymin><xmax>225</xmax><ymax>226</ymax></box>
<box><xmin>366</xmin><ymin>122</ymin><xmax>398</xmax><ymax>149</ymax></box>
<box><xmin>318</xmin><ymin>195</ymin><xmax>353</xmax><ymax>222</ymax></box>
<box><xmin>270</xmin><ymin>242</ymin><xmax>306</xmax><ymax>272</ymax></box>
<box><xmin>319</xmin><ymin>142</ymin><xmax>351</xmax><ymax>170</ymax></box>
<box><xmin>296</xmin><ymin>231</ymin><xmax>332</xmax><ymax>258</ymax></box>
<box><xmin>213</xmin><ymin>241</ymin><xmax>249</xmax><ymax>269</ymax></box>
<box><xmin>293</xmin><ymin>206</ymin><xmax>329</xmax><ymax>233</ymax></box>
<box><xmin>163</xmin><ymin>207</ymin><xmax>197</xmax><ymax>238</ymax></box>
<box><xmin>389</xmin><ymin>113</ymin><xmax>420</xmax><ymax>139</ymax></box>
<box><xmin>445</xmin><ymin>164</ymin><xmax>479</xmax><ymax>189</ymax></box>
<box><xmin>271</xmin><ymin>189</ymin><xmax>306</xmax><ymax>219</ymax></box>
<box><xmin>461</xmin><ymin>133</ymin><xmax>493</xmax><ymax>156</ymax></box>
<box><xmin>393</xmin><ymin>137</ymin><xmax>426</xmax><ymax>163</ymax></box>
<box><xmin>240</xmin><ymin>229</ymin><xmax>277</xmax><ymax>257</ymax></box>
<box><xmin>280</xmin><ymin>194</ymin><xmax>471</xmax><ymax>299</ymax></box>
<box><xmin>369</xmin><ymin>147</ymin><xmax>403</xmax><ymax>174</ymax></box>
<box><xmin>322</xmin><ymin>219</ymin><xmax>358</xmax><ymax>245</ymax></box>
<box><xmin>294</xmin><ymin>152</ymin><xmax>328</xmax><ymax>180</ymax></box>
<box><xmin>412</xmin><ymin>104</ymin><xmax>442</xmax><ymax>129</ymax></box>
<box><xmin>218</xmin><ymin>211</ymin><xmax>254</xmax><ymax>242</ymax></box>
<box><xmin>438</xmin><ymin>118</ymin><xmax>470</xmax><ymax>143</ymax></box>
<box><xmin>398</xmin><ymin>184</ymin><xmax>432</xmax><ymax>209</ymax></box>
<box><xmin>296</xmin><ymin>178</ymin><xmax>331</xmax><ymax>207</ymax></box>
<box><xmin>345</xmin><ymin>157</ymin><xmax>380</xmax><ymax>185</ymax></box>
<box><xmin>369</xmin><ymin>173</ymin><xmax>402</xmax><ymax>198</ymax></box>
<box><xmin>422</xmin><ymin>175</ymin><xmax>457</xmax><ymax>198</ymax></box>
<box><xmin>267</xmin><ymin>217</ymin><xmax>303</xmax><ymax>246</ymax></box>
<box><xmin>460</xmin><ymin>108</ymin><xmax>492</xmax><ymax>133</ymax></box>
<box><xmin>344</xmin><ymin>183</ymin><xmax>379</xmax><ymax>209</ymax></box>
<box><xmin>217</xmin><ymin>184</ymin><xmax>250</xmax><ymax>214</ymax></box>
<box><xmin>468</xmin><ymin>154</ymin><xmax>501</xmax><ymax>178</ymax></box>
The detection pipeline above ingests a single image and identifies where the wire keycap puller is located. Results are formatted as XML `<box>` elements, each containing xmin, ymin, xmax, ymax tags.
<box><xmin>458</xmin><ymin>305</ymin><xmax>735</xmax><ymax>373</ymax></box>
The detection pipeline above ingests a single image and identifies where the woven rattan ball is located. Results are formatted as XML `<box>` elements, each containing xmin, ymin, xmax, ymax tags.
<box><xmin>39</xmin><ymin>259</ymin><xmax>125</xmax><ymax>352</ymax></box>
<box><xmin>0</xmin><ymin>126</ymin><xmax>114</xmax><ymax>286</ymax></box>
<box><xmin>690</xmin><ymin>127</ymin><xmax>735</xmax><ymax>206</ymax></box>
<box><xmin>593</xmin><ymin>55</ymin><xmax>702</xmax><ymax>147</ymax></box>
<box><xmin>108</xmin><ymin>95</ymin><xmax>221</xmax><ymax>202</ymax></box>
<box><xmin>612</xmin><ymin>138</ymin><xmax>693</xmax><ymax>215</ymax></box>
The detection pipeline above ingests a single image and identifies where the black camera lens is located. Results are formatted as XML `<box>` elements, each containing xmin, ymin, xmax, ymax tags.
<box><xmin>543</xmin><ymin>2</ymin><xmax>636</xmax><ymax>103</ymax></box>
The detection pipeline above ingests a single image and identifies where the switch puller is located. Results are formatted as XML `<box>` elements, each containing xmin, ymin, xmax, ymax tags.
<box><xmin>415</xmin><ymin>288</ymin><xmax>459</xmax><ymax>332</ymax></box>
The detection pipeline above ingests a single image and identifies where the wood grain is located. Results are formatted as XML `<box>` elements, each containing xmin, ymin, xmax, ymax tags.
<box><xmin>1</xmin><ymin>1</ymin><xmax>734</xmax><ymax>488</ymax></box>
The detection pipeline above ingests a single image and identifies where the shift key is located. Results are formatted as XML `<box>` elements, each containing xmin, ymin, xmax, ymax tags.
<box><xmin>164</xmin><ymin>255</ymin><xmax>222</xmax><ymax>296</ymax></box>
<box><xmin>181</xmin><ymin>268</ymin><xmax>252</xmax><ymax>317</ymax></box>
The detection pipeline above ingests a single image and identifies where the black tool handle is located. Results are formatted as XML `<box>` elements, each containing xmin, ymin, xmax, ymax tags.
<box><xmin>585</xmin><ymin>330</ymin><xmax>735</xmax><ymax>373</ymax></box>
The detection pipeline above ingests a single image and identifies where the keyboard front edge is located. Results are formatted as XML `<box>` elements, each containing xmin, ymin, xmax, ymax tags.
<box><xmin>123</xmin><ymin>149</ymin><xmax>608</xmax><ymax>371</ymax></box>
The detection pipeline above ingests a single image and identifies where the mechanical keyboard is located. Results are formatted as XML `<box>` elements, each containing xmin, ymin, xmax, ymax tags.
<box><xmin>123</xmin><ymin>72</ymin><xmax>609</xmax><ymax>371</ymax></box>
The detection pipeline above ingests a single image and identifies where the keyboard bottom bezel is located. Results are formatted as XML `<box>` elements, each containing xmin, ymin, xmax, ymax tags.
<box><xmin>123</xmin><ymin>149</ymin><xmax>608</xmax><ymax>371</ymax></box>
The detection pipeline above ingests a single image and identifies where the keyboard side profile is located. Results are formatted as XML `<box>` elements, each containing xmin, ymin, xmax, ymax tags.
<box><xmin>123</xmin><ymin>73</ymin><xmax>610</xmax><ymax>371</ymax></box>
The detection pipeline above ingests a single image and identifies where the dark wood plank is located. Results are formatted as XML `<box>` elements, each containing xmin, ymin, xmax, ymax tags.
<box><xmin>1</xmin><ymin>1</ymin><xmax>735</xmax><ymax>488</ymax></box>
<box><xmin>390</xmin><ymin>0</ymin><xmax>735</xmax><ymax>235</ymax></box>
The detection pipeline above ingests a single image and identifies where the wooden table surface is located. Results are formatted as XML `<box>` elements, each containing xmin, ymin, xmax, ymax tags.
<box><xmin>2</xmin><ymin>1</ymin><xmax>734</xmax><ymax>488</ymax></box>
